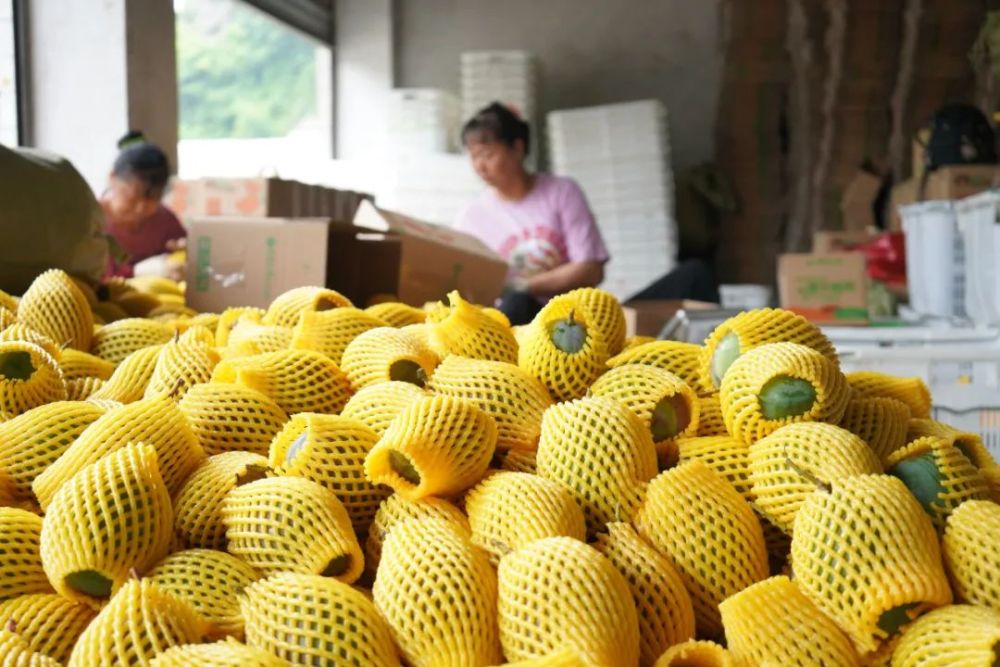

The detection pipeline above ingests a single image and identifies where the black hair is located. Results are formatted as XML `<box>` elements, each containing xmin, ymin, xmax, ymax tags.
<box><xmin>113</xmin><ymin>130</ymin><xmax>170</xmax><ymax>199</ymax></box>
<box><xmin>461</xmin><ymin>102</ymin><xmax>530</xmax><ymax>156</ymax></box>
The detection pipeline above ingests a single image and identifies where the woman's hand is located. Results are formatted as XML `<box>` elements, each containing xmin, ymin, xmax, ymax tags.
<box><xmin>165</xmin><ymin>237</ymin><xmax>187</xmax><ymax>252</ymax></box>
<box><xmin>523</xmin><ymin>261</ymin><xmax>605</xmax><ymax>297</ymax></box>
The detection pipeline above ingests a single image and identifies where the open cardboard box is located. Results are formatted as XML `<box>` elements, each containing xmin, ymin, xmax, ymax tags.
<box><xmin>185</xmin><ymin>201</ymin><xmax>507</xmax><ymax>313</ymax></box>
<box><xmin>778</xmin><ymin>252</ymin><xmax>869</xmax><ymax>325</ymax></box>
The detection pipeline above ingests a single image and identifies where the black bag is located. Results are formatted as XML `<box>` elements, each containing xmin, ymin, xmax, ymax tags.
<box><xmin>925</xmin><ymin>104</ymin><xmax>998</xmax><ymax>171</ymax></box>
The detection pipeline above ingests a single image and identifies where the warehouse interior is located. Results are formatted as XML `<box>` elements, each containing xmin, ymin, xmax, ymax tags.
<box><xmin>1</xmin><ymin>1</ymin><xmax>1000</xmax><ymax>663</ymax></box>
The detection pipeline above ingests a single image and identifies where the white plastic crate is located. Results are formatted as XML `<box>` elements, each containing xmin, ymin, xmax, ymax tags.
<box><xmin>955</xmin><ymin>190</ymin><xmax>1000</xmax><ymax>327</ymax></box>
<box><xmin>898</xmin><ymin>201</ymin><xmax>966</xmax><ymax>320</ymax></box>
<box><xmin>387</xmin><ymin>88</ymin><xmax>460</xmax><ymax>153</ymax></box>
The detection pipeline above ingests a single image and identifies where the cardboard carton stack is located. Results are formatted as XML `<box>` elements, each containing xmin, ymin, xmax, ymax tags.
<box><xmin>387</xmin><ymin>88</ymin><xmax>461</xmax><ymax>154</ymax></box>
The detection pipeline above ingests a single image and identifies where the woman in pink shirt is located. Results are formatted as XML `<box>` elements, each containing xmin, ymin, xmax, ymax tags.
<box><xmin>455</xmin><ymin>103</ymin><xmax>609</xmax><ymax>324</ymax></box>
<box><xmin>100</xmin><ymin>132</ymin><xmax>186</xmax><ymax>280</ymax></box>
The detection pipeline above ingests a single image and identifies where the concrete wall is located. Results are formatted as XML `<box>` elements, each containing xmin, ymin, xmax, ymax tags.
<box><xmin>393</xmin><ymin>0</ymin><xmax>723</xmax><ymax>171</ymax></box>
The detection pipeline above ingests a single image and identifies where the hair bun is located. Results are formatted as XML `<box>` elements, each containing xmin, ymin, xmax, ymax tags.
<box><xmin>117</xmin><ymin>130</ymin><xmax>148</xmax><ymax>151</ymax></box>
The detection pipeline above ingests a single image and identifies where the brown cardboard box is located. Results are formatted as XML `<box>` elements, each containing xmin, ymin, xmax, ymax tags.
<box><xmin>778</xmin><ymin>253</ymin><xmax>869</xmax><ymax>325</ymax></box>
<box><xmin>622</xmin><ymin>300</ymin><xmax>719</xmax><ymax>339</ymax></box>
<box><xmin>164</xmin><ymin>178</ymin><xmax>372</xmax><ymax>222</ymax></box>
<box><xmin>813</xmin><ymin>230</ymin><xmax>879</xmax><ymax>254</ymax></box>
<box><xmin>186</xmin><ymin>205</ymin><xmax>508</xmax><ymax>313</ymax></box>
<box><xmin>840</xmin><ymin>170</ymin><xmax>882</xmax><ymax>232</ymax></box>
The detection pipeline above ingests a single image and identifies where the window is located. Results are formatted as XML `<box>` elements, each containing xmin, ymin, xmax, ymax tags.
<box><xmin>0</xmin><ymin>0</ymin><xmax>18</xmax><ymax>144</ymax></box>
<box><xmin>175</xmin><ymin>0</ymin><xmax>332</xmax><ymax>177</ymax></box>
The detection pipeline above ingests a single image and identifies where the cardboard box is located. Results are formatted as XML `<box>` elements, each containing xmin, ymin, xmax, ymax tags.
<box><xmin>813</xmin><ymin>230</ymin><xmax>879</xmax><ymax>253</ymax></box>
<box><xmin>622</xmin><ymin>300</ymin><xmax>719</xmax><ymax>338</ymax></box>
<box><xmin>840</xmin><ymin>170</ymin><xmax>882</xmax><ymax>232</ymax></box>
<box><xmin>778</xmin><ymin>253</ymin><xmax>869</xmax><ymax>325</ymax></box>
<box><xmin>185</xmin><ymin>203</ymin><xmax>507</xmax><ymax>313</ymax></box>
<box><xmin>164</xmin><ymin>178</ymin><xmax>372</xmax><ymax>222</ymax></box>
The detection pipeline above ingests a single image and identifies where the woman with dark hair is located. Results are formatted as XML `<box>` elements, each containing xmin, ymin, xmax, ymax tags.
<box><xmin>100</xmin><ymin>131</ymin><xmax>186</xmax><ymax>279</ymax></box>
<box><xmin>456</xmin><ymin>102</ymin><xmax>609</xmax><ymax>325</ymax></box>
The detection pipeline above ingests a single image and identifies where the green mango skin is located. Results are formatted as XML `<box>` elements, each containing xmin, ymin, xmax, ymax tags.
<box><xmin>65</xmin><ymin>570</ymin><xmax>113</xmax><ymax>599</ymax></box>
<box><xmin>650</xmin><ymin>395</ymin><xmax>692</xmax><ymax>441</ymax></box>
<box><xmin>284</xmin><ymin>432</ymin><xmax>310</xmax><ymax>466</ymax></box>
<box><xmin>0</xmin><ymin>351</ymin><xmax>35</xmax><ymax>381</ymax></box>
<box><xmin>550</xmin><ymin>313</ymin><xmax>587</xmax><ymax>354</ymax></box>
<box><xmin>389</xmin><ymin>359</ymin><xmax>426</xmax><ymax>388</ymax></box>
<box><xmin>759</xmin><ymin>376</ymin><xmax>817</xmax><ymax>419</ymax></box>
<box><xmin>710</xmin><ymin>332</ymin><xmax>741</xmax><ymax>386</ymax></box>
<box><xmin>389</xmin><ymin>449</ymin><xmax>421</xmax><ymax>485</ymax></box>
<box><xmin>889</xmin><ymin>453</ymin><xmax>944</xmax><ymax>517</ymax></box>
<box><xmin>876</xmin><ymin>602</ymin><xmax>920</xmax><ymax>637</ymax></box>
<box><xmin>322</xmin><ymin>553</ymin><xmax>352</xmax><ymax>577</ymax></box>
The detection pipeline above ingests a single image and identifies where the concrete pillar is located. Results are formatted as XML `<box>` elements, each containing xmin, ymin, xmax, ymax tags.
<box><xmin>335</xmin><ymin>0</ymin><xmax>394</xmax><ymax>160</ymax></box>
<box><xmin>26</xmin><ymin>0</ymin><xmax>177</xmax><ymax>192</ymax></box>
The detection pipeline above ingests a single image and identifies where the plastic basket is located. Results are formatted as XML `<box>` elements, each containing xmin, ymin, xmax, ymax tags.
<box><xmin>955</xmin><ymin>190</ymin><xmax>1000</xmax><ymax>326</ymax></box>
<box><xmin>899</xmin><ymin>201</ymin><xmax>966</xmax><ymax>319</ymax></box>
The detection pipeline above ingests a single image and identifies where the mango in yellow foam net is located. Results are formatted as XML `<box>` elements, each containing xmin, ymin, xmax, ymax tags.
<box><xmin>0</xmin><ymin>508</ymin><xmax>53</xmax><ymax>602</ymax></box>
<box><xmin>427</xmin><ymin>290</ymin><xmax>519</xmax><ymax>363</ymax></box>
<box><xmin>224</xmin><ymin>323</ymin><xmax>292</xmax><ymax>357</ymax></box>
<box><xmin>0</xmin><ymin>323</ymin><xmax>61</xmax><ymax>361</ymax></box>
<box><xmin>340</xmin><ymin>380</ymin><xmax>427</xmax><ymax>437</ymax></box>
<box><xmin>87</xmin><ymin>343</ymin><xmax>164</xmax><ymax>403</ymax></box>
<box><xmin>497</xmin><ymin>447</ymin><xmax>538</xmax><ymax>474</ymax></box>
<box><xmin>214</xmin><ymin>306</ymin><xmax>264</xmax><ymax>348</ymax></box>
<box><xmin>0</xmin><ymin>593</ymin><xmax>95</xmax><ymax>664</ymax></box>
<box><xmin>58</xmin><ymin>348</ymin><xmax>115</xmax><ymax>381</ymax></box>
<box><xmin>91</xmin><ymin>317</ymin><xmax>174</xmax><ymax>364</ymax></box>
<box><xmin>563</xmin><ymin>286</ymin><xmax>627</xmax><ymax>356</ymax></box>
<box><xmin>177</xmin><ymin>323</ymin><xmax>216</xmax><ymax>347</ymax></box>
<box><xmin>890</xmin><ymin>604</ymin><xmax>1000</xmax><ymax>667</ymax></box>
<box><xmin>839</xmin><ymin>395</ymin><xmax>911</xmax><ymax>462</ymax></box>
<box><xmin>177</xmin><ymin>382</ymin><xmax>288</xmax><ymax>457</ymax></box>
<box><xmin>607</xmin><ymin>340</ymin><xmax>704</xmax><ymax>388</ymax></box>
<box><xmin>364</xmin><ymin>301</ymin><xmax>427</xmax><ymax>327</ymax></box>
<box><xmin>66</xmin><ymin>376</ymin><xmax>104</xmax><ymax>401</ymax></box>
<box><xmin>364</xmin><ymin>493</ymin><xmax>470</xmax><ymax>577</ymax></box>
<box><xmin>150</xmin><ymin>638</ymin><xmax>289</xmax><ymax>667</ymax></box>
<box><xmin>0</xmin><ymin>341</ymin><xmax>67</xmax><ymax>417</ymax></box>
<box><xmin>676</xmin><ymin>435</ymin><xmax>752</xmax><ymax>498</ymax></box>
<box><xmin>0</xmin><ymin>626</ymin><xmax>61</xmax><ymax>667</ymax></box>
<box><xmin>339</xmin><ymin>326</ymin><xmax>438</xmax><ymax>391</ymax></box>
<box><xmin>846</xmin><ymin>370</ymin><xmax>932</xmax><ymax>418</ymax></box>
<box><xmin>18</xmin><ymin>269</ymin><xmax>94</xmax><ymax>351</ymax></box>
<box><xmin>906</xmin><ymin>418</ymin><xmax>998</xmax><ymax>469</ymax></box>
<box><xmin>261</xmin><ymin>285</ymin><xmax>352</xmax><ymax>328</ymax></box>
<box><xmin>790</xmin><ymin>474</ymin><xmax>953</xmax><ymax>653</ymax></box>
<box><xmin>695</xmin><ymin>393</ymin><xmax>727</xmax><ymax>436</ymax></box>
<box><xmin>653</xmin><ymin>640</ymin><xmax>733</xmax><ymax>667</ymax></box>
<box><xmin>143</xmin><ymin>341</ymin><xmax>220</xmax><ymax>400</ymax></box>
<box><xmin>290</xmin><ymin>307</ymin><xmax>386</xmax><ymax>365</ymax></box>
<box><xmin>942</xmin><ymin>499</ymin><xmax>1000</xmax><ymax>612</ymax></box>
<box><xmin>497</xmin><ymin>647</ymin><xmax>587</xmax><ymax>666</ymax></box>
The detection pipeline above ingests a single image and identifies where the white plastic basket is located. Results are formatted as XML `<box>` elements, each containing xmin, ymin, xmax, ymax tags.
<box><xmin>955</xmin><ymin>190</ymin><xmax>1000</xmax><ymax>327</ymax></box>
<box><xmin>719</xmin><ymin>284</ymin><xmax>774</xmax><ymax>309</ymax></box>
<box><xmin>899</xmin><ymin>201</ymin><xmax>966</xmax><ymax>319</ymax></box>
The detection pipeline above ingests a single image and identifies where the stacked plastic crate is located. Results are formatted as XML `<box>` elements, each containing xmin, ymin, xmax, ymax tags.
<box><xmin>460</xmin><ymin>51</ymin><xmax>538</xmax><ymax>165</ymax></box>
<box><xmin>387</xmin><ymin>88</ymin><xmax>461</xmax><ymax>154</ymax></box>
<box><xmin>547</xmin><ymin>100</ymin><xmax>677</xmax><ymax>301</ymax></box>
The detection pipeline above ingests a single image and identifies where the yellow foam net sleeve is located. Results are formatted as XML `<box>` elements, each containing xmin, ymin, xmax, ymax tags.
<box><xmin>498</xmin><ymin>448</ymin><xmax>538</xmax><ymax>474</ymax></box>
<box><xmin>144</xmin><ymin>341</ymin><xmax>221</xmax><ymax>400</ymax></box>
<box><xmin>365</xmin><ymin>395</ymin><xmax>497</xmax><ymax>500</ymax></box>
<box><xmin>593</xmin><ymin>522</ymin><xmax>695</xmax><ymax>666</ymax></box>
<box><xmin>211</xmin><ymin>349</ymin><xmax>352</xmax><ymax>416</ymax></box>
<box><xmin>370</xmin><ymin>516</ymin><xmax>498</xmax><ymax>665</ymax></box>
<box><xmin>177</xmin><ymin>383</ymin><xmax>289</xmax><ymax>457</ymax></box>
<box><xmin>339</xmin><ymin>326</ymin><xmax>439</xmax><ymax>392</ymax></box>
<box><xmin>364</xmin><ymin>493</ymin><xmax>470</xmax><ymax>577</ymax></box>
<box><xmin>262</xmin><ymin>286</ymin><xmax>353</xmax><ymax>328</ymax></box>
<box><xmin>242</xmin><ymin>572</ymin><xmax>398</xmax><ymax>666</ymax></box>
<box><xmin>790</xmin><ymin>474</ymin><xmax>953</xmax><ymax>653</ymax></box>
<box><xmin>269</xmin><ymin>413</ymin><xmax>389</xmax><ymax>534</ymax></box>
<box><xmin>222</xmin><ymin>476</ymin><xmax>363</xmax><ymax>582</ymax></box>
<box><xmin>839</xmin><ymin>396</ymin><xmax>911</xmax><ymax>462</ymax></box>
<box><xmin>676</xmin><ymin>435</ymin><xmax>752</xmax><ymax>498</ymax></box>
<box><xmin>149</xmin><ymin>548</ymin><xmax>261</xmax><ymax>640</ymax></box>
<box><xmin>365</xmin><ymin>301</ymin><xmax>427</xmax><ymax>327</ymax></box>
<box><xmin>224</xmin><ymin>323</ymin><xmax>292</xmax><ymax>357</ymax></box>
<box><xmin>0</xmin><ymin>307</ymin><xmax>14</xmax><ymax>331</ymax></box>
<box><xmin>464</xmin><ymin>471</ymin><xmax>586</xmax><ymax>566</ymax></box>
<box><xmin>427</xmin><ymin>290</ymin><xmax>519</xmax><ymax>363</ymax></box>
<box><xmin>66</xmin><ymin>376</ymin><xmax>104</xmax><ymax>401</ymax></box>
<box><xmin>482</xmin><ymin>306</ymin><xmax>511</xmax><ymax>328</ymax></box>
<box><xmin>719</xmin><ymin>575</ymin><xmax>861</xmax><ymax>666</ymax></box>
<box><xmin>0</xmin><ymin>593</ymin><xmax>96</xmax><ymax>663</ymax></box>
<box><xmin>891</xmin><ymin>604</ymin><xmax>1000</xmax><ymax>667</ymax></box>
<box><xmin>846</xmin><ymin>371</ymin><xmax>932</xmax><ymax>418</ymax></box>
<box><xmin>428</xmin><ymin>355</ymin><xmax>553</xmax><ymax>451</ymax></box>
<box><xmin>606</xmin><ymin>340</ymin><xmax>704</xmax><ymax>388</ymax></box>
<box><xmin>178</xmin><ymin>323</ymin><xmax>217</xmax><ymax>347</ymax></box>
<box><xmin>942</xmin><ymin>499</ymin><xmax>1000</xmax><ymax>611</ymax></box>
<box><xmin>623</xmin><ymin>335</ymin><xmax>656</xmax><ymax>350</ymax></box>
<box><xmin>18</xmin><ymin>269</ymin><xmax>94</xmax><ymax>351</ymax></box>
<box><xmin>290</xmin><ymin>307</ymin><xmax>387</xmax><ymax>365</ymax></box>
<box><xmin>634</xmin><ymin>460</ymin><xmax>768</xmax><ymax>639</ymax></box>
<box><xmin>173</xmin><ymin>452</ymin><xmax>270</xmax><ymax>550</ymax></box>
<box><xmin>32</xmin><ymin>395</ymin><xmax>205</xmax><ymax>510</ymax></box>
<box><xmin>590</xmin><ymin>364</ymin><xmax>700</xmax><ymax>448</ymax></box>
<box><xmin>59</xmin><ymin>348</ymin><xmax>115</xmax><ymax>381</ymax></box>
<box><xmin>0</xmin><ymin>341</ymin><xmax>67</xmax><ymax>417</ymax></box>
<box><xmin>720</xmin><ymin>342</ymin><xmax>850</xmax><ymax>444</ymax></box>
<box><xmin>39</xmin><ymin>444</ymin><xmax>174</xmax><ymax>609</ymax></box>
<box><xmin>537</xmin><ymin>396</ymin><xmax>657</xmax><ymax>535</ymax></box>
<box><xmin>88</xmin><ymin>344</ymin><xmax>164</xmax><ymax>404</ymax></box>
<box><xmin>0</xmin><ymin>400</ymin><xmax>104</xmax><ymax>499</ymax></box>
<box><xmin>653</xmin><ymin>640</ymin><xmax>733</xmax><ymax>667</ymax></box>
<box><xmin>987</xmin><ymin>466</ymin><xmax>1000</xmax><ymax>503</ymax></box>
<box><xmin>698</xmin><ymin>308</ymin><xmax>838</xmax><ymax>392</ymax></box>
<box><xmin>215</xmin><ymin>307</ymin><xmax>265</xmax><ymax>348</ymax></box>
<box><xmin>0</xmin><ymin>323</ymin><xmax>62</xmax><ymax>360</ymax></box>
<box><xmin>0</xmin><ymin>508</ymin><xmax>54</xmax><ymax>602</ymax></box>
<box><xmin>150</xmin><ymin>638</ymin><xmax>288</xmax><ymax>667</ymax></box>
<box><xmin>0</xmin><ymin>627</ymin><xmax>61</xmax><ymax>667</ymax></box>
<box><xmin>497</xmin><ymin>647</ymin><xmax>587</xmax><ymax>666</ymax></box>
<box><xmin>497</xmin><ymin>535</ymin><xmax>638</xmax><ymax>666</ymax></box>
<box><xmin>517</xmin><ymin>296</ymin><xmax>609</xmax><ymax>402</ymax></box>
<box><xmin>885</xmin><ymin>436</ymin><xmax>991</xmax><ymax>528</ymax></box>
<box><xmin>91</xmin><ymin>318</ymin><xmax>174</xmax><ymax>364</ymax></box>
<box><xmin>564</xmin><ymin>287</ymin><xmax>626</xmax><ymax>356</ymax></box>
<box><xmin>906</xmin><ymin>418</ymin><xmax>998</xmax><ymax>469</ymax></box>
<box><xmin>696</xmin><ymin>393</ymin><xmax>727</xmax><ymax>436</ymax></box>
<box><xmin>340</xmin><ymin>380</ymin><xmax>428</xmax><ymax>437</ymax></box>
<box><xmin>748</xmin><ymin>422</ymin><xmax>883</xmax><ymax>533</ymax></box>
<box><xmin>66</xmin><ymin>578</ymin><xmax>208</xmax><ymax>667</ymax></box>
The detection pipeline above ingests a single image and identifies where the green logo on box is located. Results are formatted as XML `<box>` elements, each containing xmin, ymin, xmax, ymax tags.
<box><xmin>196</xmin><ymin>237</ymin><xmax>211</xmax><ymax>292</ymax></box>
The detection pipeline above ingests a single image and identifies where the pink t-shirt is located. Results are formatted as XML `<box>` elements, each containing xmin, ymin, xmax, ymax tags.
<box><xmin>105</xmin><ymin>204</ymin><xmax>186</xmax><ymax>278</ymax></box>
<box><xmin>455</xmin><ymin>174</ymin><xmax>608</xmax><ymax>280</ymax></box>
